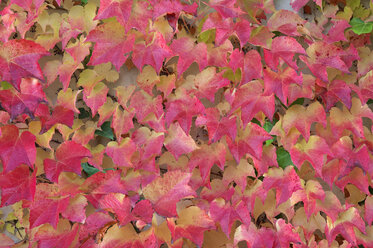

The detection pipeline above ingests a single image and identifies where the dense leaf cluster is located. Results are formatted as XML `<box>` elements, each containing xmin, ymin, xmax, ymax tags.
<box><xmin>0</xmin><ymin>0</ymin><xmax>373</xmax><ymax>247</ymax></box>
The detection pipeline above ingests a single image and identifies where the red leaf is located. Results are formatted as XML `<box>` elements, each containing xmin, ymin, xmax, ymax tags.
<box><xmin>132</xmin><ymin>32</ymin><xmax>172</xmax><ymax>73</ymax></box>
<box><xmin>0</xmin><ymin>78</ymin><xmax>46</xmax><ymax>119</ymax></box>
<box><xmin>229</xmin><ymin>49</ymin><xmax>263</xmax><ymax>84</ymax></box>
<box><xmin>267</xmin><ymin>10</ymin><xmax>306</xmax><ymax>36</ymax></box>
<box><xmin>99</xmin><ymin>193</ymin><xmax>132</xmax><ymax>226</ymax></box>
<box><xmin>86</xmin><ymin>19</ymin><xmax>135</xmax><ymax>71</ymax></box>
<box><xmin>0</xmin><ymin>125</ymin><xmax>36</xmax><ymax>172</ymax></box>
<box><xmin>44</xmin><ymin>140</ymin><xmax>91</xmax><ymax>182</ymax></box>
<box><xmin>234</xmin><ymin>223</ymin><xmax>277</xmax><ymax>248</ymax></box>
<box><xmin>227</xmin><ymin>123</ymin><xmax>272</xmax><ymax>163</ymax></box>
<box><xmin>143</xmin><ymin>170</ymin><xmax>196</xmax><ymax>217</ymax></box>
<box><xmin>0</xmin><ymin>164</ymin><xmax>36</xmax><ymax>206</ymax></box>
<box><xmin>195</xmin><ymin>107</ymin><xmax>237</xmax><ymax>143</ymax></box>
<box><xmin>0</xmin><ymin>39</ymin><xmax>49</xmax><ymax>89</ymax></box>
<box><xmin>164</xmin><ymin>122</ymin><xmax>198</xmax><ymax>159</ymax></box>
<box><xmin>105</xmin><ymin>138</ymin><xmax>136</xmax><ymax>168</ymax></box>
<box><xmin>81</xmin><ymin>170</ymin><xmax>129</xmax><ymax>195</ymax></box>
<box><xmin>94</xmin><ymin>0</ymin><xmax>133</xmax><ymax>27</ymax></box>
<box><xmin>275</xmin><ymin>219</ymin><xmax>303</xmax><ymax>247</ymax></box>
<box><xmin>202</xmin><ymin>12</ymin><xmax>234</xmax><ymax>46</ymax></box>
<box><xmin>262</xmin><ymin>167</ymin><xmax>302</xmax><ymax>206</ymax></box>
<box><xmin>170</xmin><ymin>37</ymin><xmax>207</xmax><ymax>76</ymax></box>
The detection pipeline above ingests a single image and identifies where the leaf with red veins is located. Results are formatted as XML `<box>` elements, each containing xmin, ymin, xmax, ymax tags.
<box><xmin>202</xmin><ymin>12</ymin><xmax>234</xmax><ymax>46</ymax></box>
<box><xmin>267</xmin><ymin>10</ymin><xmax>306</xmax><ymax>36</ymax></box>
<box><xmin>270</xmin><ymin>36</ymin><xmax>306</xmax><ymax>70</ymax></box>
<box><xmin>195</xmin><ymin>108</ymin><xmax>236</xmax><ymax>143</ymax></box>
<box><xmin>150</xmin><ymin>0</ymin><xmax>198</xmax><ymax>20</ymax></box>
<box><xmin>132</xmin><ymin>127</ymin><xmax>164</xmax><ymax>160</ymax></box>
<box><xmin>86</xmin><ymin>19</ymin><xmax>135</xmax><ymax>71</ymax></box>
<box><xmin>167</xmin><ymin>206</ymin><xmax>215</xmax><ymax>246</ymax></box>
<box><xmin>34</xmin><ymin>219</ymin><xmax>79</xmax><ymax>248</ymax></box>
<box><xmin>188</xmin><ymin>143</ymin><xmax>226</xmax><ymax>186</ymax></box>
<box><xmin>316</xmin><ymin>79</ymin><xmax>351</xmax><ymax>110</ymax></box>
<box><xmin>94</xmin><ymin>0</ymin><xmax>133</xmax><ymax>27</ymax></box>
<box><xmin>0</xmin><ymin>164</ymin><xmax>36</xmax><ymax>207</ymax></box>
<box><xmin>222</xmin><ymin>159</ymin><xmax>255</xmax><ymax>193</ymax></box>
<box><xmin>111</xmin><ymin>105</ymin><xmax>134</xmax><ymax>141</ymax></box>
<box><xmin>132</xmin><ymin>200</ymin><xmax>153</xmax><ymax>224</ymax></box>
<box><xmin>282</xmin><ymin>101</ymin><xmax>326</xmax><ymax>142</ymax></box>
<box><xmin>227</xmin><ymin>123</ymin><xmax>272</xmax><ymax>163</ymax></box>
<box><xmin>44</xmin><ymin>140</ymin><xmax>91</xmax><ymax>183</ymax></box>
<box><xmin>365</xmin><ymin>196</ymin><xmax>373</xmax><ymax>226</ymax></box>
<box><xmin>130</xmin><ymin>90</ymin><xmax>163</xmax><ymax>122</ymax></box>
<box><xmin>165</xmin><ymin>88</ymin><xmax>205</xmax><ymax>134</ymax></box>
<box><xmin>263</xmin><ymin>66</ymin><xmax>303</xmax><ymax>104</ymax></box>
<box><xmin>325</xmin><ymin>207</ymin><xmax>365</xmax><ymax>246</ymax></box>
<box><xmin>322</xmin><ymin>159</ymin><xmax>343</xmax><ymax>189</ymax></box>
<box><xmin>302</xmin><ymin>42</ymin><xmax>358</xmax><ymax>82</ymax></box>
<box><xmin>234</xmin><ymin>223</ymin><xmax>277</xmax><ymax>248</ymax></box>
<box><xmin>164</xmin><ymin>122</ymin><xmax>198</xmax><ymax>159</ymax></box>
<box><xmin>184</xmin><ymin>67</ymin><xmax>229</xmax><ymax>102</ymax></box>
<box><xmin>0</xmin><ymin>78</ymin><xmax>46</xmax><ymax>119</ymax></box>
<box><xmin>262</xmin><ymin>167</ymin><xmax>302</xmax><ymax>206</ymax></box>
<box><xmin>0</xmin><ymin>125</ymin><xmax>36</xmax><ymax>173</ymax></box>
<box><xmin>234</xmin><ymin>19</ymin><xmax>251</xmax><ymax>45</ymax></box>
<box><xmin>335</xmin><ymin>167</ymin><xmax>370</xmax><ymax>195</ymax></box>
<box><xmin>290</xmin><ymin>136</ymin><xmax>331</xmax><ymax>176</ymax></box>
<box><xmin>81</xmin><ymin>170</ymin><xmax>129</xmax><ymax>195</ymax></box>
<box><xmin>61</xmin><ymin>194</ymin><xmax>88</xmax><ymax>223</ymax></box>
<box><xmin>30</xmin><ymin>184</ymin><xmax>70</xmax><ymax>229</ymax></box>
<box><xmin>132</xmin><ymin>32</ymin><xmax>172</xmax><ymax>73</ymax></box>
<box><xmin>287</xmin><ymin>74</ymin><xmax>315</xmax><ymax>105</ymax></box>
<box><xmin>170</xmin><ymin>37</ymin><xmax>207</xmax><ymax>76</ymax></box>
<box><xmin>252</xmin><ymin>144</ymin><xmax>278</xmax><ymax>176</ymax></box>
<box><xmin>228</xmin><ymin>80</ymin><xmax>275</xmax><ymax>126</ymax></box>
<box><xmin>143</xmin><ymin>170</ymin><xmax>196</xmax><ymax>217</ymax></box>
<box><xmin>229</xmin><ymin>48</ymin><xmax>262</xmax><ymax>84</ymax></box>
<box><xmin>98</xmin><ymin>193</ymin><xmax>132</xmax><ymax>226</ymax></box>
<box><xmin>0</xmin><ymin>39</ymin><xmax>49</xmax><ymax>90</ymax></box>
<box><xmin>106</xmin><ymin>138</ymin><xmax>136</xmax><ymax>168</ymax></box>
<box><xmin>275</xmin><ymin>219</ymin><xmax>303</xmax><ymax>247</ymax></box>
<box><xmin>324</xmin><ymin>20</ymin><xmax>350</xmax><ymax>43</ymax></box>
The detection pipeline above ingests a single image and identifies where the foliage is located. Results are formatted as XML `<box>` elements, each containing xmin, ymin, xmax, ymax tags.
<box><xmin>0</xmin><ymin>0</ymin><xmax>373</xmax><ymax>247</ymax></box>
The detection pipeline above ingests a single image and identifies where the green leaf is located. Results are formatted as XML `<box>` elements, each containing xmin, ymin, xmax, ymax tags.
<box><xmin>1</xmin><ymin>81</ymin><xmax>12</xmax><ymax>90</ymax></box>
<box><xmin>289</xmin><ymin>98</ymin><xmax>304</xmax><ymax>107</ymax></box>
<box><xmin>349</xmin><ymin>18</ymin><xmax>373</xmax><ymax>35</ymax></box>
<box><xmin>263</xmin><ymin>120</ymin><xmax>278</xmax><ymax>145</ymax></box>
<box><xmin>95</xmin><ymin>121</ymin><xmax>114</xmax><ymax>140</ymax></box>
<box><xmin>276</xmin><ymin>147</ymin><xmax>294</xmax><ymax>169</ymax></box>
<box><xmin>82</xmin><ymin>162</ymin><xmax>99</xmax><ymax>177</ymax></box>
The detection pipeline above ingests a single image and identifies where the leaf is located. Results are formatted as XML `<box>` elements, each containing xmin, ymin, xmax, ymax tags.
<box><xmin>143</xmin><ymin>170</ymin><xmax>196</xmax><ymax>217</ymax></box>
<box><xmin>276</xmin><ymin>147</ymin><xmax>294</xmax><ymax>169</ymax></box>
<box><xmin>167</xmin><ymin>206</ymin><xmax>215</xmax><ymax>246</ymax></box>
<box><xmin>0</xmin><ymin>125</ymin><xmax>36</xmax><ymax>173</ymax></box>
<box><xmin>164</xmin><ymin>122</ymin><xmax>198</xmax><ymax>159</ymax></box>
<box><xmin>350</xmin><ymin>18</ymin><xmax>373</xmax><ymax>35</ymax></box>
<box><xmin>44</xmin><ymin>140</ymin><xmax>91</xmax><ymax>182</ymax></box>
<box><xmin>105</xmin><ymin>138</ymin><xmax>136</xmax><ymax>167</ymax></box>
<box><xmin>95</xmin><ymin>121</ymin><xmax>114</xmax><ymax>140</ymax></box>
<box><xmin>94</xmin><ymin>0</ymin><xmax>133</xmax><ymax>27</ymax></box>
<box><xmin>86</xmin><ymin>18</ymin><xmax>135</xmax><ymax>71</ymax></box>
<box><xmin>0</xmin><ymin>39</ymin><xmax>49</xmax><ymax>90</ymax></box>
<box><xmin>0</xmin><ymin>164</ymin><xmax>36</xmax><ymax>207</ymax></box>
<box><xmin>82</xmin><ymin>162</ymin><xmax>100</xmax><ymax>177</ymax></box>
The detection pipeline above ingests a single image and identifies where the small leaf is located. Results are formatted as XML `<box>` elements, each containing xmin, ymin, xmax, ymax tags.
<box><xmin>349</xmin><ymin>18</ymin><xmax>373</xmax><ymax>35</ymax></box>
<box><xmin>95</xmin><ymin>121</ymin><xmax>114</xmax><ymax>140</ymax></box>
<box><xmin>276</xmin><ymin>147</ymin><xmax>294</xmax><ymax>169</ymax></box>
<box><xmin>82</xmin><ymin>162</ymin><xmax>99</xmax><ymax>177</ymax></box>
